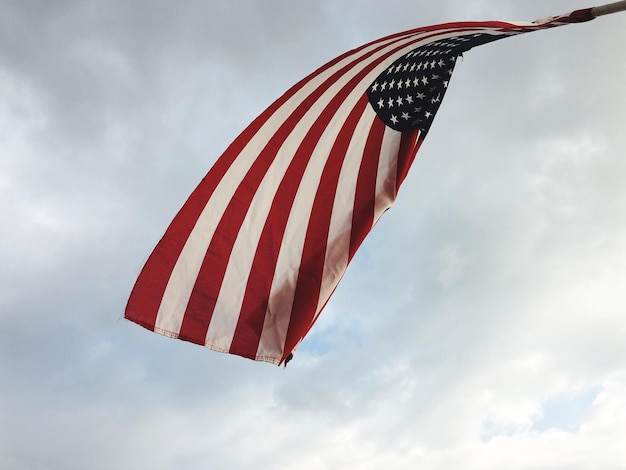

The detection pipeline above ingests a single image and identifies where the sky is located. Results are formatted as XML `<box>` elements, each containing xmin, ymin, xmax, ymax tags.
<box><xmin>1</xmin><ymin>1</ymin><xmax>625</xmax><ymax>469</ymax></box>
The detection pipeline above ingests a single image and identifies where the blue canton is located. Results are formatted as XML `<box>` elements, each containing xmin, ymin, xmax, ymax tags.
<box><xmin>367</xmin><ymin>32</ymin><xmax>501</xmax><ymax>133</ymax></box>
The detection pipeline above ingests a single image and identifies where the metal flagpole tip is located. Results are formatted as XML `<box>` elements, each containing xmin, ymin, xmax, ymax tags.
<box><xmin>591</xmin><ymin>0</ymin><xmax>626</xmax><ymax>17</ymax></box>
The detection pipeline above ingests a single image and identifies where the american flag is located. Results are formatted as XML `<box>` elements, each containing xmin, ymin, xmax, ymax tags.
<box><xmin>125</xmin><ymin>9</ymin><xmax>594</xmax><ymax>365</ymax></box>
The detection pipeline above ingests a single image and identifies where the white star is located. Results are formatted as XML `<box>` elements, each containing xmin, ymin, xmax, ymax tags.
<box><xmin>401</xmin><ymin>112</ymin><xmax>411</xmax><ymax>120</ymax></box>
<box><xmin>371</xmin><ymin>82</ymin><xmax>379</xmax><ymax>92</ymax></box>
<box><xmin>416</xmin><ymin>92</ymin><xmax>425</xmax><ymax>100</ymax></box>
<box><xmin>396</xmin><ymin>96</ymin><xmax>404</xmax><ymax>106</ymax></box>
<box><xmin>413</xmin><ymin>78</ymin><xmax>420</xmax><ymax>87</ymax></box>
<box><xmin>389</xmin><ymin>79</ymin><xmax>396</xmax><ymax>89</ymax></box>
<box><xmin>381</xmin><ymin>81</ymin><xmax>388</xmax><ymax>90</ymax></box>
<box><xmin>406</xmin><ymin>95</ymin><xmax>414</xmax><ymax>104</ymax></box>
<box><xmin>390</xmin><ymin>115</ymin><xmax>399</xmax><ymax>125</ymax></box>
<box><xmin>421</xmin><ymin>76</ymin><xmax>429</xmax><ymax>85</ymax></box>
<box><xmin>377</xmin><ymin>98</ymin><xmax>385</xmax><ymax>108</ymax></box>
<box><xmin>405</xmin><ymin>78</ymin><xmax>411</xmax><ymax>88</ymax></box>
<box><xmin>396</xmin><ymin>81</ymin><xmax>403</xmax><ymax>90</ymax></box>
<box><xmin>388</xmin><ymin>98</ymin><xmax>395</xmax><ymax>108</ymax></box>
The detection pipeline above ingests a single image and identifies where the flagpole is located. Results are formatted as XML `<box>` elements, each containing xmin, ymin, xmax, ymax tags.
<box><xmin>534</xmin><ymin>0</ymin><xmax>626</xmax><ymax>24</ymax></box>
<box><xmin>591</xmin><ymin>0</ymin><xmax>626</xmax><ymax>17</ymax></box>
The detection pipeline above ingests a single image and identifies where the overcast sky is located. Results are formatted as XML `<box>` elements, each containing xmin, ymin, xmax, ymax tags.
<box><xmin>1</xmin><ymin>1</ymin><xmax>626</xmax><ymax>469</ymax></box>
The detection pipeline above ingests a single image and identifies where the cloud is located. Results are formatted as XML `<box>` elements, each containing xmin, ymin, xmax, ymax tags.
<box><xmin>1</xmin><ymin>1</ymin><xmax>625</xmax><ymax>469</ymax></box>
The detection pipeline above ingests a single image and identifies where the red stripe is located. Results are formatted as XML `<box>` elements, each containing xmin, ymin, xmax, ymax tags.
<box><xmin>396</xmin><ymin>130</ymin><xmax>422</xmax><ymax>192</ymax></box>
<box><xmin>277</xmin><ymin>97</ymin><xmax>371</xmax><ymax>363</ymax></box>
<box><xmin>230</xmin><ymin>37</ymin><xmax>441</xmax><ymax>359</ymax></box>
<box><xmin>229</xmin><ymin>100</ymin><xmax>372</xmax><ymax>359</ymax></box>
<box><xmin>200</xmin><ymin>86</ymin><xmax>340</xmax><ymax>351</ymax></box>
<box><xmin>124</xmin><ymin>107</ymin><xmax>275</xmax><ymax>332</ymax></box>
<box><xmin>126</xmin><ymin>25</ymin><xmax>487</xmax><ymax>332</ymax></box>
<box><xmin>180</xmin><ymin>33</ymin><xmax>432</xmax><ymax>347</ymax></box>
<box><xmin>177</xmin><ymin>81</ymin><xmax>329</xmax><ymax>345</ymax></box>
<box><xmin>279</xmin><ymin>128</ymin><xmax>422</xmax><ymax>362</ymax></box>
<box><xmin>349</xmin><ymin>117</ymin><xmax>387</xmax><ymax>259</ymax></box>
<box><xmin>561</xmin><ymin>9</ymin><xmax>594</xmax><ymax>22</ymax></box>
<box><xmin>280</xmin><ymin>128</ymin><xmax>422</xmax><ymax>362</ymax></box>
<box><xmin>123</xmin><ymin>28</ymin><xmax>404</xmax><ymax>331</ymax></box>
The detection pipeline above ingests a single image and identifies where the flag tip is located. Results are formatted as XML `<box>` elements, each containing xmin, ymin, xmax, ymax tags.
<box><xmin>284</xmin><ymin>353</ymin><xmax>294</xmax><ymax>367</ymax></box>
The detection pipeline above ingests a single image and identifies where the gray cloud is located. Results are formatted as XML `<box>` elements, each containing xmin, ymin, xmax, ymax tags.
<box><xmin>1</xmin><ymin>1</ymin><xmax>625</xmax><ymax>469</ymax></box>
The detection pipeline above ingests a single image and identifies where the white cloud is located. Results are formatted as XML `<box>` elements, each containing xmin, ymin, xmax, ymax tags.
<box><xmin>1</xmin><ymin>1</ymin><xmax>625</xmax><ymax>469</ymax></box>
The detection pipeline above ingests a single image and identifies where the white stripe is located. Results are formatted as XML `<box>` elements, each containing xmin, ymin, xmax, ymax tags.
<box><xmin>256</xmin><ymin>26</ymin><xmax>503</xmax><ymax>357</ymax></box>
<box><xmin>157</xmin><ymin>25</ymin><xmax>504</xmax><ymax>339</ymax></box>
<box><xmin>255</xmin><ymin>32</ymin><xmax>475</xmax><ymax>357</ymax></box>
<box><xmin>211</xmin><ymin>31</ymin><xmax>460</xmax><ymax>352</ymax></box>
<box><xmin>374</xmin><ymin>127</ymin><xmax>403</xmax><ymax>221</ymax></box>
<box><xmin>252</xmin><ymin>69</ymin><xmax>403</xmax><ymax>358</ymax></box>
<box><xmin>314</xmin><ymin>108</ymin><xmax>380</xmax><ymax>315</ymax></box>
<box><xmin>307</xmin><ymin>123</ymin><xmax>402</xmax><ymax>344</ymax></box>
<box><xmin>204</xmin><ymin>49</ymin><xmax>390</xmax><ymax>350</ymax></box>
<box><xmin>152</xmin><ymin>31</ymin><xmax>418</xmax><ymax>335</ymax></box>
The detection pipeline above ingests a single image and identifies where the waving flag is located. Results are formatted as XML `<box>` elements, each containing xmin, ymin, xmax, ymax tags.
<box><xmin>125</xmin><ymin>8</ymin><xmax>598</xmax><ymax>365</ymax></box>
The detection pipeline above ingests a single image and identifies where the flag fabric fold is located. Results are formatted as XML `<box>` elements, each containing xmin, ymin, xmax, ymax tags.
<box><xmin>125</xmin><ymin>9</ymin><xmax>594</xmax><ymax>365</ymax></box>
